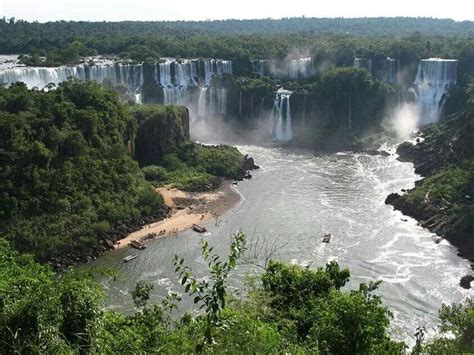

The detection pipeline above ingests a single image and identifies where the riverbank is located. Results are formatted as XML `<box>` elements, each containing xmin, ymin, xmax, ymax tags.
<box><xmin>115</xmin><ymin>179</ymin><xmax>241</xmax><ymax>248</ymax></box>
<box><xmin>385</xmin><ymin>127</ymin><xmax>474</xmax><ymax>277</ymax></box>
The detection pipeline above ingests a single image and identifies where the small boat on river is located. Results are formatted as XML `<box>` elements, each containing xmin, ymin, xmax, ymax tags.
<box><xmin>321</xmin><ymin>233</ymin><xmax>332</xmax><ymax>243</ymax></box>
<box><xmin>124</xmin><ymin>253</ymin><xmax>138</xmax><ymax>262</ymax></box>
<box><xmin>129</xmin><ymin>240</ymin><xmax>146</xmax><ymax>250</ymax></box>
<box><xmin>192</xmin><ymin>224</ymin><xmax>207</xmax><ymax>233</ymax></box>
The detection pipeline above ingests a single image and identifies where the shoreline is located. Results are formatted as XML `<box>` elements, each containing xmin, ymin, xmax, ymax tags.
<box><xmin>115</xmin><ymin>179</ymin><xmax>241</xmax><ymax>249</ymax></box>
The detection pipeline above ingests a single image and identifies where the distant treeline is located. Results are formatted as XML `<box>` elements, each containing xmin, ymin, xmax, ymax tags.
<box><xmin>0</xmin><ymin>17</ymin><xmax>474</xmax><ymax>65</ymax></box>
<box><xmin>2</xmin><ymin>16</ymin><xmax>474</xmax><ymax>39</ymax></box>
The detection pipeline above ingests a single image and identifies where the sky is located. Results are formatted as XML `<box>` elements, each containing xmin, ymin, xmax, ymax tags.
<box><xmin>1</xmin><ymin>0</ymin><xmax>473</xmax><ymax>22</ymax></box>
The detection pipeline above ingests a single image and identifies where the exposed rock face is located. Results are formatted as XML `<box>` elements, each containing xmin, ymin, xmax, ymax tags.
<box><xmin>460</xmin><ymin>275</ymin><xmax>474</xmax><ymax>289</ymax></box>
<box><xmin>396</xmin><ymin>141</ymin><xmax>418</xmax><ymax>162</ymax></box>
<box><xmin>243</xmin><ymin>154</ymin><xmax>260</xmax><ymax>170</ymax></box>
<box><xmin>235</xmin><ymin>154</ymin><xmax>260</xmax><ymax>181</ymax></box>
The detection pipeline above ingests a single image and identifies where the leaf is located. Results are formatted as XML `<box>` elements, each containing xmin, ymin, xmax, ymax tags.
<box><xmin>194</xmin><ymin>296</ymin><xmax>200</xmax><ymax>304</ymax></box>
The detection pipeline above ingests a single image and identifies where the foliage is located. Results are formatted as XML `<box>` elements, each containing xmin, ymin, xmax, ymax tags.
<box><xmin>312</xmin><ymin>67</ymin><xmax>395</xmax><ymax>130</ymax></box>
<box><xmin>0</xmin><ymin>234</ymin><xmax>472</xmax><ymax>353</ymax></box>
<box><xmin>131</xmin><ymin>280</ymin><xmax>154</xmax><ymax>309</ymax></box>
<box><xmin>131</xmin><ymin>105</ymin><xmax>246</xmax><ymax>191</ymax></box>
<box><xmin>174</xmin><ymin>231</ymin><xmax>247</xmax><ymax>346</ymax></box>
<box><xmin>0</xmin><ymin>239</ymin><xmax>104</xmax><ymax>353</ymax></box>
<box><xmin>0</xmin><ymin>80</ymin><xmax>165</xmax><ymax>261</ymax></box>
<box><xmin>419</xmin><ymin>298</ymin><xmax>474</xmax><ymax>353</ymax></box>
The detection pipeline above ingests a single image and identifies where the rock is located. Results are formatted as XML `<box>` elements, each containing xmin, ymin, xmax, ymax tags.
<box><xmin>385</xmin><ymin>193</ymin><xmax>401</xmax><ymax>205</ymax></box>
<box><xmin>460</xmin><ymin>275</ymin><xmax>474</xmax><ymax>289</ymax></box>
<box><xmin>243</xmin><ymin>155</ymin><xmax>260</xmax><ymax>170</ymax></box>
<box><xmin>364</xmin><ymin>149</ymin><xmax>390</xmax><ymax>157</ymax></box>
<box><xmin>396</xmin><ymin>141</ymin><xmax>417</xmax><ymax>162</ymax></box>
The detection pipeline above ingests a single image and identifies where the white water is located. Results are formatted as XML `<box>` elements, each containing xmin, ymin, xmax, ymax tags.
<box><xmin>289</xmin><ymin>57</ymin><xmax>314</xmax><ymax>79</ymax></box>
<box><xmin>196</xmin><ymin>87</ymin><xmax>227</xmax><ymax>117</ymax></box>
<box><xmin>0</xmin><ymin>61</ymin><xmax>144</xmax><ymax>102</ymax></box>
<box><xmin>384</xmin><ymin>57</ymin><xmax>397</xmax><ymax>83</ymax></box>
<box><xmin>92</xmin><ymin>145</ymin><xmax>471</xmax><ymax>345</ymax></box>
<box><xmin>414</xmin><ymin>58</ymin><xmax>458</xmax><ymax>124</ymax></box>
<box><xmin>0</xmin><ymin>57</ymin><xmax>232</xmax><ymax>109</ymax></box>
<box><xmin>273</xmin><ymin>88</ymin><xmax>293</xmax><ymax>141</ymax></box>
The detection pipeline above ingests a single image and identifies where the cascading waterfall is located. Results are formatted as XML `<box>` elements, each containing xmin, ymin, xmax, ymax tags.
<box><xmin>196</xmin><ymin>87</ymin><xmax>227</xmax><ymax>117</ymax></box>
<box><xmin>0</xmin><ymin>62</ymin><xmax>144</xmax><ymax>102</ymax></box>
<box><xmin>302</xmin><ymin>95</ymin><xmax>307</xmax><ymax>129</ymax></box>
<box><xmin>197</xmin><ymin>87</ymin><xmax>208</xmax><ymax>117</ymax></box>
<box><xmin>216</xmin><ymin>88</ymin><xmax>227</xmax><ymax>115</ymax></box>
<box><xmin>204</xmin><ymin>59</ymin><xmax>232</xmax><ymax>86</ymax></box>
<box><xmin>272</xmin><ymin>88</ymin><xmax>293</xmax><ymax>141</ymax></box>
<box><xmin>158</xmin><ymin>59</ymin><xmax>198</xmax><ymax>105</ymax></box>
<box><xmin>238</xmin><ymin>92</ymin><xmax>243</xmax><ymax>118</ymax></box>
<box><xmin>414</xmin><ymin>58</ymin><xmax>458</xmax><ymax>124</ymax></box>
<box><xmin>384</xmin><ymin>57</ymin><xmax>396</xmax><ymax>83</ymax></box>
<box><xmin>157</xmin><ymin>58</ymin><xmax>231</xmax><ymax>114</ymax></box>
<box><xmin>354</xmin><ymin>58</ymin><xmax>372</xmax><ymax>74</ymax></box>
<box><xmin>0</xmin><ymin>57</ymin><xmax>232</xmax><ymax>109</ymax></box>
<box><xmin>289</xmin><ymin>58</ymin><xmax>313</xmax><ymax>79</ymax></box>
<box><xmin>252</xmin><ymin>59</ymin><xmax>274</xmax><ymax>77</ymax></box>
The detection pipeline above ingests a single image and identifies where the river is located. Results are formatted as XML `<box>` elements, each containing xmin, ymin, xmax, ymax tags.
<box><xmin>91</xmin><ymin>144</ymin><xmax>471</xmax><ymax>343</ymax></box>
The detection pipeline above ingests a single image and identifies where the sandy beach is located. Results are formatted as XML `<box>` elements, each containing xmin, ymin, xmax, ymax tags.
<box><xmin>115</xmin><ymin>179</ymin><xmax>241</xmax><ymax>249</ymax></box>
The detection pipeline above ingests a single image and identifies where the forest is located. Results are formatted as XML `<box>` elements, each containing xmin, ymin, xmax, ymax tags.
<box><xmin>1</xmin><ymin>17</ymin><xmax>473</xmax><ymax>67</ymax></box>
<box><xmin>0</xmin><ymin>80</ymin><xmax>248</xmax><ymax>264</ymax></box>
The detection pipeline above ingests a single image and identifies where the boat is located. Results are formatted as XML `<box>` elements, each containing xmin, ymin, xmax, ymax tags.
<box><xmin>192</xmin><ymin>224</ymin><xmax>207</xmax><ymax>233</ymax></box>
<box><xmin>129</xmin><ymin>240</ymin><xmax>146</xmax><ymax>250</ymax></box>
<box><xmin>124</xmin><ymin>253</ymin><xmax>138</xmax><ymax>262</ymax></box>
<box><xmin>321</xmin><ymin>233</ymin><xmax>331</xmax><ymax>243</ymax></box>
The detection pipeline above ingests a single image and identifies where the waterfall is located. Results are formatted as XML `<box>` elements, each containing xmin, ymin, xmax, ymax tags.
<box><xmin>252</xmin><ymin>59</ymin><xmax>274</xmax><ymax>77</ymax></box>
<box><xmin>217</xmin><ymin>88</ymin><xmax>227</xmax><ymax>115</ymax></box>
<box><xmin>384</xmin><ymin>57</ymin><xmax>396</xmax><ymax>83</ymax></box>
<box><xmin>197</xmin><ymin>87</ymin><xmax>227</xmax><ymax>117</ymax></box>
<box><xmin>0</xmin><ymin>57</ymin><xmax>233</xmax><ymax>110</ymax></box>
<box><xmin>238</xmin><ymin>92</ymin><xmax>243</xmax><ymax>118</ymax></box>
<box><xmin>0</xmin><ymin>66</ymin><xmax>86</xmax><ymax>89</ymax></box>
<box><xmin>289</xmin><ymin>58</ymin><xmax>313</xmax><ymax>79</ymax></box>
<box><xmin>354</xmin><ymin>58</ymin><xmax>372</xmax><ymax>74</ymax></box>
<box><xmin>302</xmin><ymin>95</ymin><xmax>307</xmax><ymax>129</ymax></box>
<box><xmin>0</xmin><ymin>62</ymin><xmax>144</xmax><ymax>102</ymax></box>
<box><xmin>204</xmin><ymin>59</ymin><xmax>232</xmax><ymax>86</ymax></box>
<box><xmin>414</xmin><ymin>58</ymin><xmax>458</xmax><ymax>124</ymax></box>
<box><xmin>197</xmin><ymin>87</ymin><xmax>208</xmax><ymax>117</ymax></box>
<box><xmin>273</xmin><ymin>88</ymin><xmax>293</xmax><ymax>141</ymax></box>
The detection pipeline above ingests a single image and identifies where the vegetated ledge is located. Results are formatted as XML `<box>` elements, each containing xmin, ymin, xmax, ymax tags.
<box><xmin>385</xmin><ymin>131</ymin><xmax>474</xmax><ymax>277</ymax></box>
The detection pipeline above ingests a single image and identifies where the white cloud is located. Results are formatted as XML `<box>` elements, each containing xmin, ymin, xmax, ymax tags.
<box><xmin>1</xmin><ymin>0</ymin><xmax>472</xmax><ymax>22</ymax></box>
